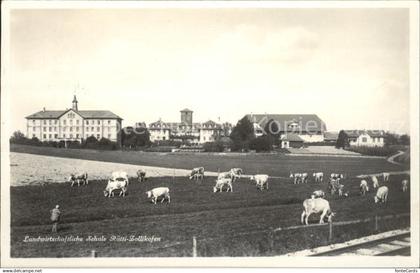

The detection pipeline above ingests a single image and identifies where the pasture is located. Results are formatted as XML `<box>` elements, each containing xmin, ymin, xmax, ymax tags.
<box><xmin>11</xmin><ymin>157</ymin><xmax>410</xmax><ymax>257</ymax></box>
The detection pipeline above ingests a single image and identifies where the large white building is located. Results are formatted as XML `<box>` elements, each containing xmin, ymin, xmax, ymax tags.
<box><xmin>145</xmin><ymin>109</ymin><xmax>230</xmax><ymax>144</ymax></box>
<box><xmin>342</xmin><ymin>130</ymin><xmax>386</xmax><ymax>147</ymax></box>
<box><xmin>25</xmin><ymin>96</ymin><xmax>123</xmax><ymax>142</ymax></box>
<box><xmin>246</xmin><ymin>114</ymin><xmax>327</xmax><ymax>143</ymax></box>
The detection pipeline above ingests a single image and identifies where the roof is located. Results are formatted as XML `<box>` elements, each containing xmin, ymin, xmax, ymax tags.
<box><xmin>324</xmin><ymin>131</ymin><xmax>339</xmax><ymax>141</ymax></box>
<box><xmin>343</xmin><ymin>130</ymin><xmax>385</xmax><ymax>138</ymax></box>
<box><xmin>180</xmin><ymin>108</ymin><xmax>193</xmax><ymax>112</ymax></box>
<box><xmin>26</xmin><ymin>109</ymin><xmax>122</xmax><ymax>120</ymax></box>
<box><xmin>201</xmin><ymin>120</ymin><xmax>222</xmax><ymax>129</ymax></box>
<box><xmin>281</xmin><ymin>133</ymin><xmax>304</xmax><ymax>142</ymax></box>
<box><xmin>246</xmin><ymin>114</ymin><xmax>326</xmax><ymax>133</ymax></box>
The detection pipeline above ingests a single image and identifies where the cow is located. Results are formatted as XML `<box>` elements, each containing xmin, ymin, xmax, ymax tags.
<box><xmin>372</xmin><ymin>175</ymin><xmax>379</xmax><ymax>189</ymax></box>
<box><xmin>311</xmin><ymin>190</ymin><xmax>326</xmax><ymax>199</ymax></box>
<box><xmin>250</xmin><ymin>174</ymin><xmax>269</xmax><ymax>190</ymax></box>
<box><xmin>313</xmin><ymin>172</ymin><xmax>324</xmax><ymax>183</ymax></box>
<box><xmin>189</xmin><ymin>167</ymin><xmax>204</xmax><ymax>181</ymax></box>
<box><xmin>330</xmin><ymin>173</ymin><xmax>344</xmax><ymax>180</ymax></box>
<box><xmin>401</xmin><ymin>180</ymin><xmax>409</xmax><ymax>192</ymax></box>
<box><xmin>230</xmin><ymin>168</ymin><xmax>243</xmax><ymax>182</ymax></box>
<box><xmin>68</xmin><ymin>173</ymin><xmax>88</xmax><ymax>187</ymax></box>
<box><xmin>301</xmin><ymin>198</ymin><xmax>335</xmax><ymax>225</ymax></box>
<box><xmin>337</xmin><ymin>184</ymin><xmax>348</xmax><ymax>197</ymax></box>
<box><xmin>360</xmin><ymin>180</ymin><xmax>369</xmax><ymax>196</ymax></box>
<box><xmin>290</xmin><ymin>173</ymin><xmax>308</xmax><ymax>184</ymax></box>
<box><xmin>137</xmin><ymin>169</ymin><xmax>146</xmax><ymax>182</ymax></box>
<box><xmin>383</xmin><ymin>172</ymin><xmax>390</xmax><ymax>182</ymax></box>
<box><xmin>146</xmin><ymin>187</ymin><xmax>170</xmax><ymax>204</ymax></box>
<box><xmin>213</xmin><ymin>177</ymin><xmax>233</xmax><ymax>193</ymax></box>
<box><xmin>104</xmin><ymin>178</ymin><xmax>128</xmax><ymax>197</ymax></box>
<box><xmin>374</xmin><ymin>186</ymin><xmax>389</xmax><ymax>204</ymax></box>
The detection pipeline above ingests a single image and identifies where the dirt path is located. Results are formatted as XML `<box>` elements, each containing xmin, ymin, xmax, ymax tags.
<box><xmin>387</xmin><ymin>150</ymin><xmax>405</xmax><ymax>165</ymax></box>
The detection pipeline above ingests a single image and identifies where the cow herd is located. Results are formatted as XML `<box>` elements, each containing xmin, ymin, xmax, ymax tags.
<box><xmin>67</xmin><ymin>168</ymin><xmax>409</xmax><ymax>226</ymax></box>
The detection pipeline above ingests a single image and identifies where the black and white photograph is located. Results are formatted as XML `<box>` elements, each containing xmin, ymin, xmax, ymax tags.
<box><xmin>1</xmin><ymin>1</ymin><xmax>419</xmax><ymax>268</ymax></box>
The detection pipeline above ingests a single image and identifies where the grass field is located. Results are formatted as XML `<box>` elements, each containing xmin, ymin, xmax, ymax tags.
<box><xmin>10</xmin><ymin>145</ymin><xmax>411</xmax><ymax>257</ymax></box>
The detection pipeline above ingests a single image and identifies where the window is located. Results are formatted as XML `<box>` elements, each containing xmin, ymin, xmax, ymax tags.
<box><xmin>86</xmin><ymin>120</ymin><xmax>89</xmax><ymax>125</ymax></box>
<box><xmin>97</xmin><ymin>120</ymin><xmax>100</xmax><ymax>125</ymax></box>
<box><xmin>86</xmin><ymin>127</ymin><xmax>89</xmax><ymax>132</ymax></box>
<box><xmin>49</xmin><ymin>134</ymin><xmax>52</xmax><ymax>139</ymax></box>
<box><xmin>70</xmin><ymin>134</ymin><xmax>73</xmax><ymax>139</ymax></box>
<box><xmin>97</xmin><ymin>127</ymin><xmax>100</xmax><ymax>132</ymax></box>
<box><xmin>70</xmin><ymin>127</ymin><xmax>73</xmax><ymax>132</ymax></box>
<box><xmin>43</xmin><ymin>134</ymin><xmax>46</xmax><ymax>139</ymax></box>
<box><xmin>43</xmin><ymin>120</ymin><xmax>46</xmax><ymax>125</ymax></box>
<box><xmin>54</xmin><ymin>127</ymin><xmax>57</xmax><ymax>132</ymax></box>
<box><xmin>97</xmin><ymin>134</ymin><xmax>100</xmax><ymax>139</ymax></box>
<box><xmin>32</xmin><ymin>120</ymin><xmax>35</xmax><ymax>124</ymax></box>
<box><xmin>43</xmin><ymin>127</ymin><xmax>46</xmax><ymax>132</ymax></box>
<box><xmin>49</xmin><ymin>127</ymin><xmax>52</xmax><ymax>132</ymax></box>
<box><xmin>76</xmin><ymin>134</ymin><xmax>79</xmax><ymax>139</ymax></box>
<box><xmin>54</xmin><ymin>134</ymin><xmax>58</xmax><ymax>139</ymax></box>
<box><xmin>63</xmin><ymin>120</ymin><xmax>66</xmax><ymax>125</ymax></box>
<box><xmin>362</xmin><ymin>137</ymin><xmax>367</xmax><ymax>143</ymax></box>
<box><xmin>108</xmin><ymin>120</ymin><xmax>111</xmax><ymax>125</ymax></box>
<box><xmin>63</xmin><ymin>134</ymin><xmax>66</xmax><ymax>138</ymax></box>
<box><xmin>55</xmin><ymin>120</ymin><xmax>58</xmax><ymax>124</ymax></box>
<box><xmin>76</xmin><ymin>120</ymin><xmax>79</xmax><ymax>125</ymax></box>
<box><xmin>76</xmin><ymin>127</ymin><xmax>79</xmax><ymax>132</ymax></box>
<box><xmin>49</xmin><ymin>120</ymin><xmax>52</xmax><ymax>125</ymax></box>
<box><xmin>91</xmin><ymin>127</ymin><xmax>94</xmax><ymax>131</ymax></box>
<box><xmin>63</xmin><ymin>127</ymin><xmax>67</xmax><ymax>132</ymax></box>
<box><xmin>108</xmin><ymin>134</ymin><xmax>111</xmax><ymax>139</ymax></box>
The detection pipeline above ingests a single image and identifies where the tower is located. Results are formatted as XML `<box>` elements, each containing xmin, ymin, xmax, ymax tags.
<box><xmin>72</xmin><ymin>95</ymin><xmax>78</xmax><ymax>111</ymax></box>
<box><xmin>180</xmin><ymin>108</ymin><xmax>193</xmax><ymax>125</ymax></box>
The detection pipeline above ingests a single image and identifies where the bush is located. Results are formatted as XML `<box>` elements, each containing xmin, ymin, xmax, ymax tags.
<box><xmin>203</xmin><ymin>141</ymin><xmax>225</xmax><ymax>152</ymax></box>
<box><xmin>153</xmin><ymin>140</ymin><xmax>182</xmax><ymax>147</ymax></box>
<box><xmin>249</xmin><ymin>135</ymin><xmax>273</xmax><ymax>152</ymax></box>
<box><xmin>347</xmin><ymin>146</ymin><xmax>398</xmax><ymax>156</ymax></box>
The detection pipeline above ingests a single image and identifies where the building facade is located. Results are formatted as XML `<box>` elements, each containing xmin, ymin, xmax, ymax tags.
<box><xmin>246</xmin><ymin>114</ymin><xmax>326</xmax><ymax>143</ymax></box>
<box><xmin>343</xmin><ymin>130</ymin><xmax>386</xmax><ymax>147</ymax></box>
<box><xmin>25</xmin><ymin>96</ymin><xmax>123</xmax><ymax>142</ymax></box>
<box><xmin>145</xmin><ymin>109</ymin><xmax>229</xmax><ymax>144</ymax></box>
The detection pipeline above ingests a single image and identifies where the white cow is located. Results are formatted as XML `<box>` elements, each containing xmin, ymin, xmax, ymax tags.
<box><xmin>250</xmin><ymin>174</ymin><xmax>269</xmax><ymax>190</ymax></box>
<box><xmin>311</xmin><ymin>190</ymin><xmax>326</xmax><ymax>199</ymax></box>
<box><xmin>230</xmin><ymin>168</ymin><xmax>243</xmax><ymax>182</ymax></box>
<box><xmin>146</xmin><ymin>187</ymin><xmax>170</xmax><ymax>204</ymax></box>
<box><xmin>189</xmin><ymin>167</ymin><xmax>204</xmax><ymax>180</ymax></box>
<box><xmin>401</xmin><ymin>180</ymin><xmax>409</xmax><ymax>192</ymax></box>
<box><xmin>68</xmin><ymin>173</ymin><xmax>88</xmax><ymax>187</ymax></box>
<box><xmin>372</xmin><ymin>175</ymin><xmax>379</xmax><ymax>189</ymax></box>
<box><xmin>301</xmin><ymin>198</ymin><xmax>335</xmax><ymax>225</ymax></box>
<box><xmin>290</xmin><ymin>173</ymin><xmax>308</xmax><ymax>184</ymax></box>
<box><xmin>330</xmin><ymin>173</ymin><xmax>344</xmax><ymax>180</ymax></box>
<box><xmin>374</xmin><ymin>186</ymin><xmax>389</xmax><ymax>203</ymax></box>
<box><xmin>383</xmin><ymin>172</ymin><xmax>390</xmax><ymax>182</ymax></box>
<box><xmin>360</xmin><ymin>180</ymin><xmax>369</xmax><ymax>196</ymax></box>
<box><xmin>111</xmin><ymin>171</ymin><xmax>129</xmax><ymax>184</ymax></box>
<box><xmin>313</xmin><ymin>172</ymin><xmax>324</xmax><ymax>183</ymax></box>
<box><xmin>213</xmin><ymin>178</ymin><xmax>233</xmax><ymax>193</ymax></box>
<box><xmin>104</xmin><ymin>178</ymin><xmax>128</xmax><ymax>197</ymax></box>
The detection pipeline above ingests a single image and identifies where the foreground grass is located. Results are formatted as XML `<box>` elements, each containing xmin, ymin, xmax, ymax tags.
<box><xmin>11</xmin><ymin>173</ymin><xmax>410</xmax><ymax>257</ymax></box>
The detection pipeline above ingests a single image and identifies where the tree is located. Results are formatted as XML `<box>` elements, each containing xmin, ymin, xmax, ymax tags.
<box><xmin>230</xmin><ymin>116</ymin><xmax>255</xmax><ymax>151</ymax></box>
<box><xmin>10</xmin><ymin>131</ymin><xmax>27</xmax><ymax>144</ymax></box>
<box><xmin>385</xmin><ymin>133</ymin><xmax>398</xmax><ymax>146</ymax></box>
<box><xmin>399</xmin><ymin>134</ymin><xmax>410</xmax><ymax>145</ymax></box>
<box><xmin>249</xmin><ymin>135</ymin><xmax>273</xmax><ymax>152</ymax></box>
<box><xmin>121</xmin><ymin>127</ymin><xmax>151</xmax><ymax>149</ymax></box>
<box><xmin>336</xmin><ymin>130</ymin><xmax>349</xmax><ymax>148</ymax></box>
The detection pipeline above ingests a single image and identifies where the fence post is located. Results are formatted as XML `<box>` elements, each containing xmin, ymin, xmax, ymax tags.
<box><xmin>374</xmin><ymin>214</ymin><xmax>379</xmax><ymax>232</ymax></box>
<box><xmin>268</xmin><ymin>229</ymin><xmax>274</xmax><ymax>251</ymax></box>
<box><xmin>192</xmin><ymin>236</ymin><xmax>197</xmax><ymax>257</ymax></box>
<box><xmin>328</xmin><ymin>221</ymin><xmax>333</xmax><ymax>243</ymax></box>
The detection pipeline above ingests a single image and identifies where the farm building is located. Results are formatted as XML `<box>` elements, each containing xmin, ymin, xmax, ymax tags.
<box><xmin>25</xmin><ymin>96</ymin><xmax>122</xmax><ymax>142</ymax></box>
<box><xmin>246</xmin><ymin>114</ymin><xmax>326</xmax><ymax>143</ymax></box>
<box><xmin>340</xmin><ymin>130</ymin><xmax>386</xmax><ymax>147</ymax></box>
<box><xmin>146</xmin><ymin>109</ymin><xmax>232</xmax><ymax>144</ymax></box>
<box><xmin>324</xmin><ymin>131</ymin><xmax>339</xmax><ymax>144</ymax></box>
<box><xmin>280</xmin><ymin>133</ymin><xmax>304</xmax><ymax>148</ymax></box>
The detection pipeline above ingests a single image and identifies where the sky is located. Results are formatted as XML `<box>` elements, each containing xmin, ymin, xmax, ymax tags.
<box><xmin>7</xmin><ymin>8</ymin><xmax>410</xmax><ymax>134</ymax></box>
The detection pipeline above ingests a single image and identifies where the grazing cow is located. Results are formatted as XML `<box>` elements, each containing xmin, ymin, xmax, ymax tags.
<box><xmin>313</xmin><ymin>172</ymin><xmax>324</xmax><ymax>183</ymax></box>
<box><xmin>374</xmin><ymin>186</ymin><xmax>389</xmax><ymax>203</ymax></box>
<box><xmin>146</xmin><ymin>187</ymin><xmax>170</xmax><ymax>204</ymax></box>
<box><xmin>383</xmin><ymin>172</ymin><xmax>390</xmax><ymax>182</ymax></box>
<box><xmin>372</xmin><ymin>175</ymin><xmax>379</xmax><ymax>189</ymax></box>
<box><xmin>230</xmin><ymin>168</ymin><xmax>243</xmax><ymax>182</ymax></box>
<box><xmin>137</xmin><ymin>169</ymin><xmax>146</xmax><ymax>182</ymax></box>
<box><xmin>401</xmin><ymin>180</ymin><xmax>409</xmax><ymax>192</ymax></box>
<box><xmin>250</xmin><ymin>174</ymin><xmax>269</xmax><ymax>190</ymax></box>
<box><xmin>311</xmin><ymin>190</ymin><xmax>326</xmax><ymax>199</ymax></box>
<box><xmin>301</xmin><ymin>198</ymin><xmax>335</xmax><ymax>225</ymax></box>
<box><xmin>104</xmin><ymin>178</ymin><xmax>128</xmax><ymax>197</ymax></box>
<box><xmin>360</xmin><ymin>180</ymin><xmax>369</xmax><ymax>196</ymax></box>
<box><xmin>213</xmin><ymin>178</ymin><xmax>233</xmax><ymax>193</ymax></box>
<box><xmin>68</xmin><ymin>173</ymin><xmax>88</xmax><ymax>187</ymax></box>
<box><xmin>290</xmin><ymin>173</ymin><xmax>308</xmax><ymax>184</ymax></box>
<box><xmin>330</xmin><ymin>173</ymin><xmax>344</xmax><ymax>180</ymax></box>
<box><xmin>189</xmin><ymin>167</ymin><xmax>205</xmax><ymax>180</ymax></box>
